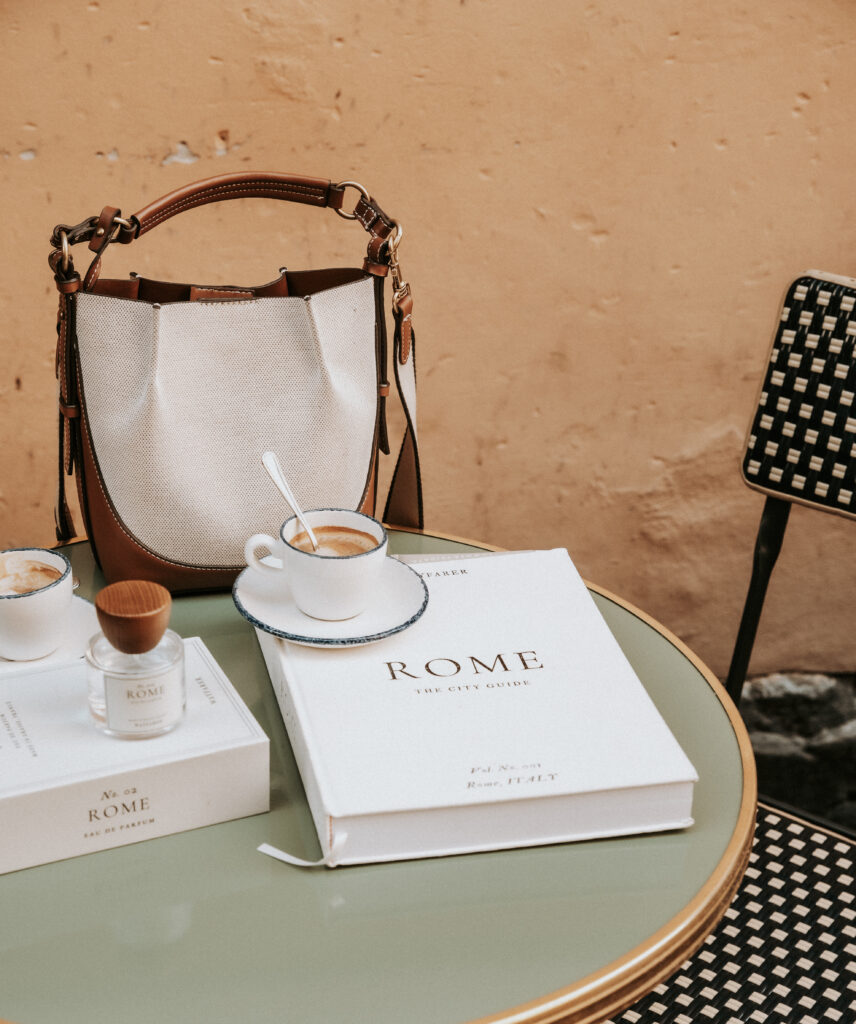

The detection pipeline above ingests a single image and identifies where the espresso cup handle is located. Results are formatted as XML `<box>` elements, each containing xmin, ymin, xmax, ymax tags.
<box><xmin>245</xmin><ymin>534</ymin><xmax>283</xmax><ymax>575</ymax></box>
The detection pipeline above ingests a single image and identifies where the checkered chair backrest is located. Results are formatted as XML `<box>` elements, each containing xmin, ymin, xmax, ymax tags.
<box><xmin>619</xmin><ymin>272</ymin><xmax>856</xmax><ymax>1023</ymax></box>
<box><xmin>726</xmin><ymin>271</ymin><xmax>856</xmax><ymax>704</ymax></box>
<box><xmin>743</xmin><ymin>272</ymin><xmax>856</xmax><ymax>516</ymax></box>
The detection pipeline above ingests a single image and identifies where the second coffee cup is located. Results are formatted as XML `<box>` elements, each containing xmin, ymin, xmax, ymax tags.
<box><xmin>0</xmin><ymin>547</ymin><xmax>73</xmax><ymax>660</ymax></box>
<box><xmin>244</xmin><ymin>508</ymin><xmax>388</xmax><ymax>620</ymax></box>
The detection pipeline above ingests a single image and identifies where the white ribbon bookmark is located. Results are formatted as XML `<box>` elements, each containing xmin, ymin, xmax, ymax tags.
<box><xmin>257</xmin><ymin>833</ymin><xmax>347</xmax><ymax>869</ymax></box>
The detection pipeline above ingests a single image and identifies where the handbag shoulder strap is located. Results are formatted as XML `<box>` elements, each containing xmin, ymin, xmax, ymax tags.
<box><xmin>384</xmin><ymin>288</ymin><xmax>423</xmax><ymax>530</ymax></box>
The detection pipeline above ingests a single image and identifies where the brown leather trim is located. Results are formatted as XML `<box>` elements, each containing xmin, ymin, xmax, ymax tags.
<box><xmin>55</xmin><ymin>276</ymin><xmax>81</xmax><ymax>294</ymax></box>
<box><xmin>70</xmin><ymin>370</ymin><xmax>94</xmax><ymax>546</ymax></box>
<box><xmin>82</xmin><ymin>254</ymin><xmax>102</xmax><ymax>291</ymax></box>
<box><xmin>57</xmin><ymin>293</ymin><xmax>79</xmax><ymax>475</ymax></box>
<box><xmin>383</xmin><ymin>426</ymin><xmax>422</xmax><ymax>529</ymax></box>
<box><xmin>362</xmin><ymin>259</ymin><xmax>390</xmax><ymax>277</ymax></box>
<box><xmin>136</xmin><ymin>277</ymin><xmax>194</xmax><ymax>303</ymax></box>
<box><xmin>50</xmin><ymin>215</ymin><xmax>99</xmax><ymax>250</ymax></box>
<box><xmin>125</xmin><ymin>172</ymin><xmax>346</xmax><ymax>241</ymax></box>
<box><xmin>56</xmin><ymin>294</ymin><xmax>68</xmax><ymax>399</ymax></box>
<box><xmin>251</xmin><ymin>271</ymin><xmax>290</xmax><ymax>297</ymax></box>
<box><xmin>88</xmin><ymin>206</ymin><xmax>121</xmax><ymax>254</ymax></box>
<box><xmin>88</xmin><ymin>277</ymin><xmax>140</xmax><ymax>299</ymax></box>
<box><xmin>77</xmin><ymin>386</ymin><xmax>242</xmax><ymax>593</ymax></box>
<box><xmin>353</xmin><ymin>195</ymin><xmax>396</xmax><ymax>265</ymax></box>
<box><xmin>55</xmin><ymin>286</ymin><xmax>79</xmax><ymax>543</ymax></box>
<box><xmin>359</xmin><ymin>446</ymin><xmax>378</xmax><ymax>517</ymax></box>
<box><xmin>352</xmin><ymin>277</ymin><xmax>386</xmax><ymax>516</ymax></box>
<box><xmin>55</xmin><ymin>415</ymin><xmax>77</xmax><ymax>543</ymax></box>
<box><xmin>86</xmin><ymin>269</ymin><xmax>371</xmax><ymax>303</ymax></box>
<box><xmin>285</xmin><ymin>267</ymin><xmax>367</xmax><ymax>295</ymax></box>
<box><xmin>189</xmin><ymin>286</ymin><xmax>254</xmax><ymax>302</ymax></box>
<box><xmin>373</xmin><ymin>275</ymin><xmax>390</xmax><ymax>458</ymax></box>
<box><xmin>383</xmin><ymin>306</ymin><xmax>423</xmax><ymax>529</ymax></box>
<box><xmin>396</xmin><ymin>292</ymin><xmax>413</xmax><ymax>364</ymax></box>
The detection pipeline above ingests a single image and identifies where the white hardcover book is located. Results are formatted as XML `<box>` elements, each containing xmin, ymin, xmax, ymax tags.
<box><xmin>0</xmin><ymin>637</ymin><xmax>269</xmax><ymax>874</ymax></box>
<box><xmin>257</xmin><ymin>549</ymin><xmax>697</xmax><ymax>867</ymax></box>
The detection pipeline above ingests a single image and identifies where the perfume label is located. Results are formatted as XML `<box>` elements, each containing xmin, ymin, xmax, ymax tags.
<box><xmin>104</xmin><ymin>663</ymin><xmax>184</xmax><ymax>734</ymax></box>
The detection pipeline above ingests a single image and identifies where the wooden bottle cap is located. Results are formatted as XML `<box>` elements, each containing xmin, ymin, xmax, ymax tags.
<box><xmin>95</xmin><ymin>580</ymin><xmax>172</xmax><ymax>654</ymax></box>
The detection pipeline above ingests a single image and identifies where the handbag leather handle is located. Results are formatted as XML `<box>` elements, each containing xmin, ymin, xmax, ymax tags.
<box><xmin>49</xmin><ymin>172</ymin><xmax>395</xmax><ymax>275</ymax></box>
<box><xmin>116</xmin><ymin>172</ymin><xmax>347</xmax><ymax>242</ymax></box>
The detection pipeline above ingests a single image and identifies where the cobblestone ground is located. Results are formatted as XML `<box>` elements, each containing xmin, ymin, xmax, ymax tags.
<box><xmin>741</xmin><ymin>673</ymin><xmax>856</xmax><ymax>831</ymax></box>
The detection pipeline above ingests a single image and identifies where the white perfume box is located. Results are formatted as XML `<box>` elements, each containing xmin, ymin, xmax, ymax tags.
<box><xmin>0</xmin><ymin>637</ymin><xmax>269</xmax><ymax>875</ymax></box>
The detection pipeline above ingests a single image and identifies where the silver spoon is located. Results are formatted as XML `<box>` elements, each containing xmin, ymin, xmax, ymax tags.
<box><xmin>261</xmin><ymin>451</ymin><xmax>320</xmax><ymax>552</ymax></box>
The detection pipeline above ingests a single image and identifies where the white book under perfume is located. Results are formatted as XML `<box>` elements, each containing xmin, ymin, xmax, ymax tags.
<box><xmin>257</xmin><ymin>549</ymin><xmax>697</xmax><ymax>867</ymax></box>
<box><xmin>0</xmin><ymin>637</ymin><xmax>269</xmax><ymax>874</ymax></box>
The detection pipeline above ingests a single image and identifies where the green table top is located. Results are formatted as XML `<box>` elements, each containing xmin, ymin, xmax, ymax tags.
<box><xmin>0</xmin><ymin>532</ymin><xmax>755</xmax><ymax>1024</ymax></box>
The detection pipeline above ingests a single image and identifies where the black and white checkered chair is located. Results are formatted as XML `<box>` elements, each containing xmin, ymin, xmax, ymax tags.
<box><xmin>726</xmin><ymin>271</ymin><xmax>856</xmax><ymax>705</ymax></box>
<box><xmin>610</xmin><ymin>803</ymin><xmax>855</xmax><ymax>1023</ymax></box>
<box><xmin>611</xmin><ymin>274</ymin><xmax>856</xmax><ymax>1023</ymax></box>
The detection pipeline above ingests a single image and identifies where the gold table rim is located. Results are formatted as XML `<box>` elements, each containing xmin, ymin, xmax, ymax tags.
<box><xmin>59</xmin><ymin>528</ymin><xmax>756</xmax><ymax>1024</ymax></box>
<box><xmin>393</xmin><ymin>529</ymin><xmax>756</xmax><ymax>1024</ymax></box>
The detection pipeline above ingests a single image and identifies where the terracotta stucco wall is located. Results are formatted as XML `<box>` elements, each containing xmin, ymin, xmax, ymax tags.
<box><xmin>2</xmin><ymin>0</ymin><xmax>856</xmax><ymax>679</ymax></box>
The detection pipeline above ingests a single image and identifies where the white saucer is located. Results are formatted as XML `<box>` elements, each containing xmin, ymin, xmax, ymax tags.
<box><xmin>0</xmin><ymin>596</ymin><xmax>99</xmax><ymax>674</ymax></box>
<box><xmin>232</xmin><ymin>556</ymin><xmax>429</xmax><ymax>648</ymax></box>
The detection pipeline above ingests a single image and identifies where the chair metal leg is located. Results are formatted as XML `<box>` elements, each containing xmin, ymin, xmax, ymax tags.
<box><xmin>724</xmin><ymin>496</ymin><xmax>791</xmax><ymax>706</ymax></box>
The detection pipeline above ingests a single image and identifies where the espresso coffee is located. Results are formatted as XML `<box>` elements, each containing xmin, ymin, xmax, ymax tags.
<box><xmin>0</xmin><ymin>558</ymin><xmax>63</xmax><ymax>596</ymax></box>
<box><xmin>290</xmin><ymin>525</ymin><xmax>379</xmax><ymax>557</ymax></box>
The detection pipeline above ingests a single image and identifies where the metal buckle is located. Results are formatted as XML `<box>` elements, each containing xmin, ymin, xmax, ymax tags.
<box><xmin>58</xmin><ymin>214</ymin><xmax>132</xmax><ymax>269</ymax></box>
<box><xmin>334</xmin><ymin>180</ymin><xmax>370</xmax><ymax>220</ymax></box>
<box><xmin>387</xmin><ymin>223</ymin><xmax>409</xmax><ymax>312</ymax></box>
<box><xmin>392</xmin><ymin>281</ymin><xmax>410</xmax><ymax>314</ymax></box>
<box><xmin>95</xmin><ymin>215</ymin><xmax>133</xmax><ymax>244</ymax></box>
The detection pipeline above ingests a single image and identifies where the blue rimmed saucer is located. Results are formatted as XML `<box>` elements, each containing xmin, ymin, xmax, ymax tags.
<box><xmin>232</xmin><ymin>556</ymin><xmax>429</xmax><ymax>648</ymax></box>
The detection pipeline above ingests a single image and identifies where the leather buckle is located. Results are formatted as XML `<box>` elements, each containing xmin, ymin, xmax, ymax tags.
<box><xmin>50</xmin><ymin>216</ymin><xmax>99</xmax><ymax>250</ymax></box>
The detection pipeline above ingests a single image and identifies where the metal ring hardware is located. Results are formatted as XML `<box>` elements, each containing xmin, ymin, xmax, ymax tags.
<box><xmin>60</xmin><ymin>231</ymin><xmax>70</xmax><ymax>272</ymax></box>
<box><xmin>388</xmin><ymin>222</ymin><xmax>403</xmax><ymax>253</ymax></box>
<box><xmin>334</xmin><ymin>180</ymin><xmax>370</xmax><ymax>220</ymax></box>
<box><xmin>108</xmin><ymin>215</ymin><xmax>133</xmax><ymax>242</ymax></box>
<box><xmin>387</xmin><ymin>223</ymin><xmax>409</xmax><ymax>313</ymax></box>
<box><xmin>392</xmin><ymin>284</ymin><xmax>410</xmax><ymax>315</ymax></box>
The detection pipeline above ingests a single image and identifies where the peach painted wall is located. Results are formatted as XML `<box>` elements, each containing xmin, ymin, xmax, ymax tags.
<box><xmin>2</xmin><ymin>0</ymin><xmax>856</xmax><ymax>679</ymax></box>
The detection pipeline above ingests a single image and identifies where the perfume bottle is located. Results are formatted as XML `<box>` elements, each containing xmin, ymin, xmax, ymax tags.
<box><xmin>86</xmin><ymin>580</ymin><xmax>185</xmax><ymax>739</ymax></box>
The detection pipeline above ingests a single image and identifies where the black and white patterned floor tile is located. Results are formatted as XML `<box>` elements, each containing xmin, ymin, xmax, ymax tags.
<box><xmin>609</xmin><ymin>805</ymin><xmax>856</xmax><ymax>1024</ymax></box>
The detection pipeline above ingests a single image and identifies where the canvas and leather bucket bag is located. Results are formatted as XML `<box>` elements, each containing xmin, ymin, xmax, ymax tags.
<box><xmin>49</xmin><ymin>172</ymin><xmax>423</xmax><ymax>592</ymax></box>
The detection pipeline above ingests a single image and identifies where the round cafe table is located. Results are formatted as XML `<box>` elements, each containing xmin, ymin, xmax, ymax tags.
<box><xmin>0</xmin><ymin>530</ymin><xmax>755</xmax><ymax>1024</ymax></box>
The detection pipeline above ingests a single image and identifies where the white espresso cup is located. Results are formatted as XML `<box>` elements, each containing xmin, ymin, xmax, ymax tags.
<box><xmin>244</xmin><ymin>508</ymin><xmax>388</xmax><ymax>620</ymax></box>
<box><xmin>0</xmin><ymin>548</ymin><xmax>74</xmax><ymax>660</ymax></box>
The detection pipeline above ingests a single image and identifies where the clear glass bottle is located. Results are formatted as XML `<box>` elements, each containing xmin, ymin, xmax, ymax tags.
<box><xmin>86</xmin><ymin>580</ymin><xmax>185</xmax><ymax>739</ymax></box>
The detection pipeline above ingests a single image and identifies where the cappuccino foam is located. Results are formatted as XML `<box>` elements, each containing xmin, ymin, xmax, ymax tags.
<box><xmin>0</xmin><ymin>557</ymin><xmax>63</xmax><ymax>596</ymax></box>
<box><xmin>290</xmin><ymin>525</ymin><xmax>379</xmax><ymax>557</ymax></box>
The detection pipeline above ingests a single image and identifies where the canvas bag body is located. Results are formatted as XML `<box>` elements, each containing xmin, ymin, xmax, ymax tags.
<box><xmin>50</xmin><ymin>173</ymin><xmax>422</xmax><ymax>592</ymax></box>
